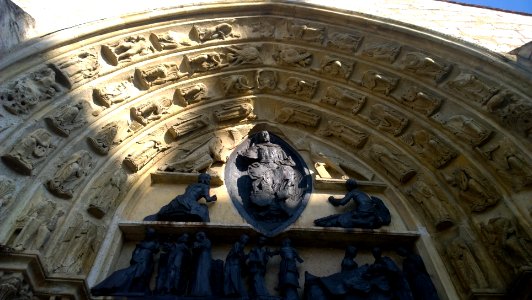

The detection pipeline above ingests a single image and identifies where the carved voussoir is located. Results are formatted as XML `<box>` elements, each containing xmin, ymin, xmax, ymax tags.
<box><xmin>248</xmin><ymin>20</ymin><xmax>275</xmax><ymax>38</ymax></box>
<box><xmin>52</xmin><ymin>49</ymin><xmax>99</xmax><ymax>88</ymax></box>
<box><xmin>130</xmin><ymin>97</ymin><xmax>173</xmax><ymax>126</ymax></box>
<box><xmin>149</xmin><ymin>31</ymin><xmax>181</xmax><ymax>51</ymax></box>
<box><xmin>314</xmin><ymin>56</ymin><xmax>354</xmax><ymax>79</ymax></box>
<box><xmin>446</xmin><ymin>168</ymin><xmax>500</xmax><ymax>212</ymax></box>
<box><xmin>361</xmin><ymin>41</ymin><xmax>401</xmax><ymax>63</ymax></box>
<box><xmin>0</xmin><ymin>67</ymin><xmax>62</xmax><ymax>115</ymax></box>
<box><xmin>445</xmin><ymin>235</ymin><xmax>491</xmax><ymax>291</ymax></box>
<box><xmin>276</xmin><ymin>107</ymin><xmax>321</xmax><ymax>128</ymax></box>
<box><xmin>168</xmin><ymin>113</ymin><xmax>208</xmax><ymax>139</ymax></box>
<box><xmin>401</xmin><ymin>52</ymin><xmax>451</xmax><ymax>82</ymax></box>
<box><xmin>46</xmin><ymin>150</ymin><xmax>93</xmax><ymax>199</ymax></box>
<box><xmin>0</xmin><ymin>175</ymin><xmax>16</xmax><ymax>220</ymax></box>
<box><xmin>256</xmin><ymin>69</ymin><xmax>277</xmax><ymax>90</ymax></box>
<box><xmin>447</xmin><ymin>72</ymin><xmax>499</xmax><ymax>104</ymax></box>
<box><xmin>274</xmin><ymin>47</ymin><xmax>313</xmax><ymax>68</ymax></box>
<box><xmin>123</xmin><ymin>140</ymin><xmax>168</xmax><ymax>173</ymax></box>
<box><xmin>101</xmin><ymin>35</ymin><xmax>155</xmax><ymax>66</ymax></box>
<box><xmin>326</xmin><ymin>32</ymin><xmax>363</xmax><ymax>52</ymax></box>
<box><xmin>442</xmin><ymin>114</ymin><xmax>492</xmax><ymax>146</ymax></box>
<box><xmin>87</xmin><ymin>121</ymin><xmax>123</xmax><ymax>155</ymax></box>
<box><xmin>2</xmin><ymin>128</ymin><xmax>55</xmax><ymax>175</ymax></box>
<box><xmin>361</xmin><ymin>70</ymin><xmax>398</xmax><ymax>96</ymax></box>
<box><xmin>190</xmin><ymin>22</ymin><xmax>238</xmax><ymax>43</ymax></box>
<box><xmin>226</xmin><ymin>45</ymin><xmax>263</xmax><ymax>66</ymax></box>
<box><xmin>399</xmin><ymin>86</ymin><xmax>442</xmax><ymax>116</ymax></box>
<box><xmin>213</xmin><ymin>100</ymin><xmax>255</xmax><ymax>123</ymax></box>
<box><xmin>367</xmin><ymin>103</ymin><xmax>409</xmax><ymax>136</ymax></box>
<box><xmin>174</xmin><ymin>83</ymin><xmax>209</xmax><ymax>106</ymax></box>
<box><xmin>87</xmin><ymin>168</ymin><xmax>127</xmax><ymax>218</ymax></box>
<box><xmin>220</xmin><ymin>74</ymin><xmax>253</xmax><ymax>95</ymax></box>
<box><xmin>284</xmin><ymin>76</ymin><xmax>318</xmax><ymax>99</ymax></box>
<box><xmin>134</xmin><ymin>63</ymin><xmax>184</xmax><ymax>90</ymax></box>
<box><xmin>285</xmin><ymin>22</ymin><xmax>325</xmax><ymax>43</ymax></box>
<box><xmin>321</xmin><ymin>86</ymin><xmax>366</xmax><ymax>114</ymax></box>
<box><xmin>44</xmin><ymin>101</ymin><xmax>90</xmax><ymax>137</ymax></box>
<box><xmin>317</xmin><ymin>120</ymin><xmax>368</xmax><ymax>149</ymax></box>
<box><xmin>485</xmin><ymin>90</ymin><xmax>532</xmax><ymax>138</ymax></box>
<box><xmin>92</xmin><ymin>81</ymin><xmax>135</xmax><ymax>108</ymax></box>
<box><xmin>368</xmin><ymin>144</ymin><xmax>416</xmax><ymax>184</ymax></box>
<box><xmin>184</xmin><ymin>52</ymin><xmax>228</xmax><ymax>74</ymax></box>
<box><xmin>403</xmin><ymin>129</ymin><xmax>457</xmax><ymax>168</ymax></box>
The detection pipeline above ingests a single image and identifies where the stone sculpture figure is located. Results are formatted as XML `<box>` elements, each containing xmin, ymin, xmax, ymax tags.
<box><xmin>158</xmin><ymin>136</ymin><xmax>226</xmax><ymax>174</ymax></box>
<box><xmin>44</xmin><ymin>101</ymin><xmax>88</xmax><ymax>137</ymax></box>
<box><xmin>168</xmin><ymin>113</ymin><xmax>208</xmax><ymax>139</ymax></box>
<box><xmin>361</xmin><ymin>42</ymin><xmax>401</xmax><ymax>63</ymax></box>
<box><xmin>214</xmin><ymin>101</ymin><xmax>255</xmax><ymax>123</ymax></box>
<box><xmin>401</xmin><ymin>52</ymin><xmax>451</xmax><ymax>82</ymax></box>
<box><xmin>221</xmin><ymin>75</ymin><xmax>253</xmax><ymax>95</ymax></box>
<box><xmin>91</xmin><ymin>228</ymin><xmax>159</xmax><ymax>296</ymax></box>
<box><xmin>124</xmin><ymin>140</ymin><xmax>168</xmax><ymax>173</ymax></box>
<box><xmin>361</xmin><ymin>70</ymin><xmax>398</xmax><ymax>95</ymax></box>
<box><xmin>224</xmin><ymin>234</ymin><xmax>250</xmax><ymax>297</ymax></box>
<box><xmin>278</xmin><ymin>238</ymin><xmax>304</xmax><ymax>300</ymax></box>
<box><xmin>185</xmin><ymin>52</ymin><xmax>227</xmax><ymax>74</ymax></box>
<box><xmin>368</xmin><ymin>103</ymin><xmax>409</xmax><ymax>136</ymax></box>
<box><xmin>190</xmin><ymin>23</ymin><xmax>236</xmax><ymax>43</ymax></box>
<box><xmin>327</xmin><ymin>32</ymin><xmax>363</xmax><ymax>52</ymax></box>
<box><xmin>46</xmin><ymin>150</ymin><xmax>93</xmax><ymax>199</ymax></box>
<box><xmin>287</xmin><ymin>23</ymin><xmax>325</xmax><ymax>43</ymax></box>
<box><xmin>275</xmin><ymin>48</ymin><xmax>313</xmax><ymax>67</ymax></box>
<box><xmin>144</xmin><ymin>173</ymin><xmax>217</xmax><ymax>222</ymax></box>
<box><xmin>256</xmin><ymin>69</ymin><xmax>277</xmax><ymax>90</ymax></box>
<box><xmin>369</xmin><ymin>144</ymin><xmax>416</xmax><ymax>184</ymax></box>
<box><xmin>166</xmin><ymin>233</ymin><xmax>191</xmax><ymax>295</ymax></box>
<box><xmin>446</xmin><ymin>236</ymin><xmax>489</xmax><ymax>291</ymax></box>
<box><xmin>191</xmin><ymin>231</ymin><xmax>213</xmax><ymax>297</ymax></box>
<box><xmin>92</xmin><ymin>81</ymin><xmax>134</xmax><ymax>108</ymax></box>
<box><xmin>130</xmin><ymin>97</ymin><xmax>172</xmax><ymax>126</ymax></box>
<box><xmin>0</xmin><ymin>176</ymin><xmax>15</xmax><ymax>220</ymax></box>
<box><xmin>365</xmin><ymin>247</ymin><xmax>413</xmax><ymax>300</ymax></box>
<box><xmin>480</xmin><ymin>217</ymin><xmax>532</xmax><ymax>274</ymax></box>
<box><xmin>285</xmin><ymin>77</ymin><xmax>318</xmax><ymax>99</ymax></box>
<box><xmin>149</xmin><ymin>31</ymin><xmax>180</xmax><ymax>51</ymax></box>
<box><xmin>54</xmin><ymin>50</ymin><xmax>99</xmax><ymax>87</ymax></box>
<box><xmin>443</xmin><ymin>115</ymin><xmax>491</xmax><ymax>146</ymax></box>
<box><xmin>400</xmin><ymin>86</ymin><xmax>442</xmax><ymax>116</ymax></box>
<box><xmin>447</xmin><ymin>73</ymin><xmax>498</xmax><ymax>104</ymax></box>
<box><xmin>87</xmin><ymin>121</ymin><xmax>121</xmax><ymax>155</ymax></box>
<box><xmin>316</xmin><ymin>56</ymin><xmax>354</xmax><ymax>79</ymax></box>
<box><xmin>403</xmin><ymin>130</ymin><xmax>457</xmax><ymax>169</ymax></box>
<box><xmin>155</xmin><ymin>238</ymin><xmax>174</xmax><ymax>295</ymax></box>
<box><xmin>1</xmin><ymin>67</ymin><xmax>62</xmax><ymax>115</ymax></box>
<box><xmin>175</xmin><ymin>83</ymin><xmax>208</xmax><ymax>106</ymax></box>
<box><xmin>448</xmin><ymin>168</ymin><xmax>499</xmax><ymax>212</ymax></box>
<box><xmin>484</xmin><ymin>90</ymin><xmax>532</xmax><ymax>138</ymax></box>
<box><xmin>321</xmin><ymin>86</ymin><xmax>366</xmax><ymax>114</ymax></box>
<box><xmin>226</xmin><ymin>45</ymin><xmax>262</xmax><ymax>65</ymax></box>
<box><xmin>276</xmin><ymin>107</ymin><xmax>321</xmax><ymax>128</ymax></box>
<box><xmin>2</xmin><ymin>128</ymin><xmax>54</xmax><ymax>175</ymax></box>
<box><xmin>396</xmin><ymin>247</ymin><xmax>439</xmax><ymax>300</ymax></box>
<box><xmin>314</xmin><ymin>178</ymin><xmax>391</xmax><ymax>229</ymax></box>
<box><xmin>134</xmin><ymin>63</ymin><xmax>184</xmax><ymax>90</ymax></box>
<box><xmin>54</xmin><ymin>217</ymin><xmax>99</xmax><ymax>274</ymax></box>
<box><xmin>406</xmin><ymin>177</ymin><xmax>454</xmax><ymax>231</ymax></box>
<box><xmin>101</xmin><ymin>35</ymin><xmax>154</xmax><ymax>66</ymax></box>
<box><xmin>247</xmin><ymin>236</ymin><xmax>277</xmax><ymax>298</ymax></box>
<box><xmin>318</xmin><ymin>120</ymin><xmax>368</xmax><ymax>149</ymax></box>
<box><xmin>87</xmin><ymin>169</ymin><xmax>127</xmax><ymax>218</ymax></box>
<box><xmin>341</xmin><ymin>245</ymin><xmax>359</xmax><ymax>273</ymax></box>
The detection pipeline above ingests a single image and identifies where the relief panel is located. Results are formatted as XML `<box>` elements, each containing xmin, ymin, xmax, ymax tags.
<box><xmin>44</xmin><ymin>101</ymin><xmax>90</xmax><ymax>137</ymax></box>
<box><xmin>101</xmin><ymin>35</ymin><xmax>155</xmax><ymax>66</ymax></box>
<box><xmin>255</xmin><ymin>70</ymin><xmax>278</xmax><ymax>91</ymax></box>
<box><xmin>314</xmin><ymin>56</ymin><xmax>354</xmax><ymax>79</ymax></box>
<box><xmin>367</xmin><ymin>103</ymin><xmax>409</xmax><ymax>136</ymax></box>
<box><xmin>134</xmin><ymin>63</ymin><xmax>184</xmax><ymax>90</ymax></box>
<box><xmin>213</xmin><ymin>100</ymin><xmax>255</xmax><ymax>123</ymax></box>
<box><xmin>168</xmin><ymin>113</ymin><xmax>209</xmax><ymax>139</ymax></box>
<box><xmin>52</xmin><ymin>49</ymin><xmax>99</xmax><ymax>88</ymax></box>
<box><xmin>321</xmin><ymin>86</ymin><xmax>366</xmax><ymax>114</ymax></box>
<box><xmin>174</xmin><ymin>83</ymin><xmax>209</xmax><ymax>107</ymax></box>
<box><xmin>123</xmin><ymin>140</ymin><xmax>169</xmax><ymax>173</ymax></box>
<box><xmin>401</xmin><ymin>52</ymin><xmax>451</xmax><ymax>82</ymax></box>
<box><xmin>398</xmin><ymin>86</ymin><xmax>442</xmax><ymax>116</ymax></box>
<box><xmin>273</xmin><ymin>47</ymin><xmax>313</xmax><ymax>68</ymax></box>
<box><xmin>326</xmin><ymin>32</ymin><xmax>363</xmax><ymax>52</ymax></box>
<box><xmin>87</xmin><ymin>120</ymin><xmax>129</xmax><ymax>155</ymax></box>
<box><xmin>368</xmin><ymin>143</ymin><xmax>416</xmax><ymax>184</ymax></box>
<box><xmin>446</xmin><ymin>168</ymin><xmax>500</xmax><ymax>212</ymax></box>
<box><xmin>447</xmin><ymin>72</ymin><xmax>499</xmax><ymax>104</ymax></box>
<box><xmin>276</xmin><ymin>107</ymin><xmax>321</xmax><ymax>128</ymax></box>
<box><xmin>87</xmin><ymin>168</ymin><xmax>128</xmax><ymax>218</ymax></box>
<box><xmin>190</xmin><ymin>23</ymin><xmax>238</xmax><ymax>43</ymax></box>
<box><xmin>283</xmin><ymin>77</ymin><xmax>318</xmax><ymax>100</ymax></box>
<box><xmin>92</xmin><ymin>81</ymin><xmax>136</xmax><ymax>108</ymax></box>
<box><xmin>184</xmin><ymin>52</ymin><xmax>228</xmax><ymax>74</ymax></box>
<box><xmin>402</xmin><ymin>129</ymin><xmax>457</xmax><ymax>168</ymax></box>
<box><xmin>226</xmin><ymin>45</ymin><xmax>263</xmax><ymax>66</ymax></box>
<box><xmin>361</xmin><ymin>70</ymin><xmax>399</xmax><ymax>96</ymax></box>
<box><xmin>149</xmin><ymin>31</ymin><xmax>181</xmax><ymax>51</ymax></box>
<box><xmin>130</xmin><ymin>97</ymin><xmax>173</xmax><ymax>126</ymax></box>
<box><xmin>361</xmin><ymin>41</ymin><xmax>401</xmax><ymax>63</ymax></box>
<box><xmin>220</xmin><ymin>75</ymin><xmax>253</xmax><ymax>95</ymax></box>
<box><xmin>285</xmin><ymin>22</ymin><xmax>325</xmax><ymax>43</ymax></box>
<box><xmin>441</xmin><ymin>114</ymin><xmax>492</xmax><ymax>146</ymax></box>
<box><xmin>317</xmin><ymin>120</ymin><xmax>368</xmax><ymax>149</ymax></box>
<box><xmin>2</xmin><ymin>128</ymin><xmax>55</xmax><ymax>175</ymax></box>
<box><xmin>46</xmin><ymin>150</ymin><xmax>93</xmax><ymax>199</ymax></box>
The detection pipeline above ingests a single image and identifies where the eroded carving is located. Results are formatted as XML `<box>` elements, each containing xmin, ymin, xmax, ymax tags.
<box><xmin>399</xmin><ymin>86</ymin><xmax>442</xmax><ymax>116</ymax></box>
<box><xmin>367</xmin><ymin>103</ymin><xmax>409</xmax><ymax>136</ymax></box>
<box><xmin>321</xmin><ymin>86</ymin><xmax>366</xmax><ymax>114</ymax></box>
<box><xmin>284</xmin><ymin>77</ymin><xmax>318</xmax><ymax>99</ymax></box>
<box><xmin>361</xmin><ymin>70</ymin><xmax>398</xmax><ymax>95</ymax></box>
<box><xmin>130</xmin><ymin>97</ymin><xmax>172</xmax><ymax>126</ymax></box>
<box><xmin>0</xmin><ymin>272</ymin><xmax>35</xmax><ymax>299</ymax></box>
<box><xmin>403</xmin><ymin>129</ymin><xmax>457</xmax><ymax>168</ymax></box>
<box><xmin>46</xmin><ymin>150</ymin><xmax>93</xmax><ymax>199</ymax></box>
<box><xmin>184</xmin><ymin>52</ymin><xmax>227</xmax><ymax>74</ymax></box>
<box><xmin>53</xmin><ymin>49</ymin><xmax>99</xmax><ymax>87</ymax></box>
<box><xmin>249</xmin><ymin>21</ymin><xmax>275</xmax><ymax>38</ymax></box>
<box><xmin>158</xmin><ymin>136</ymin><xmax>227</xmax><ymax>173</ymax></box>
<box><xmin>446</xmin><ymin>236</ymin><xmax>490</xmax><ymax>291</ymax></box>
<box><xmin>44</xmin><ymin>101</ymin><xmax>89</xmax><ymax>137</ymax></box>
<box><xmin>2</xmin><ymin>128</ymin><xmax>55</xmax><ymax>175</ymax></box>
<box><xmin>447</xmin><ymin>168</ymin><xmax>500</xmax><ymax>212</ymax></box>
<box><xmin>226</xmin><ymin>45</ymin><xmax>262</xmax><ymax>66</ymax></box>
<box><xmin>101</xmin><ymin>35</ymin><xmax>154</xmax><ymax>66</ymax></box>
<box><xmin>0</xmin><ymin>176</ymin><xmax>15</xmax><ymax>220</ymax></box>
<box><xmin>0</xmin><ymin>67</ymin><xmax>62</xmax><ymax>115</ymax></box>
<box><xmin>326</xmin><ymin>32</ymin><xmax>363</xmax><ymax>52</ymax></box>
<box><xmin>274</xmin><ymin>47</ymin><xmax>312</xmax><ymax>68</ymax></box>
<box><xmin>276</xmin><ymin>107</ymin><xmax>321</xmax><ymax>128</ymax></box>
<box><xmin>92</xmin><ymin>81</ymin><xmax>135</xmax><ymax>108</ymax></box>
<box><xmin>286</xmin><ymin>22</ymin><xmax>325</xmax><ymax>43</ymax></box>
<box><xmin>149</xmin><ymin>31</ymin><xmax>180</xmax><ymax>51</ymax></box>
<box><xmin>369</xmin><ymin>144</ymin><xmax>416</xmax><ymax>184</ymax></box>
<box><xmin>256</xmin><ymin>70</ymin><xmax>277</xmax><ymax>90</ymax></box>
<box><xmin>442</xmin><ymin>114</ymin><xmax>491</xmax><ymax>146</ymax></box>
<box><xmin>124</xmin><ymin>140</ymin><xmax>168</xmax><ymax>173</ymax></box>
<box><xmin>221</xmin><ymin>75</ymin><xmax>253</xmax><ymax>95</ymax></box>
<box><xmin>213</xmin><ymin>100</ymin><xmax>255</xmax><ymax>123</ymax></box>
<box><xmin>447</xmin><ymin>73</ymin><xmax>498</xmax><ymax>104</ymax></box>
<box><xmin>87</xmin><ymin>121</ymin><xmax>129</xmax><ymax>155</ymax></box>
<box><xmin>401</xmin><ymin>52</ymin><xmax>451</xmax><ymax>82</ymax></box>
<box><xmin>361</xmin><ymin>42</ymin><xmax>401</xmax><ymax>63</ymax></box>
<box><xmin>317</xmin><ymin>121</ymin><xmax>368</xmax><ymax>149</ymax></box>
<box><xmin>406</xmin><ymin>177</ymin><xmax>454</xmax><ymax>230</ymax></box>
<box><xmin>87</xmin><ymin>169</ymin><xmax>127</xmax><ymax>219</ymax></box>
<box><xmin>168</xmin><ymin>113</ymin><xmax>208</xmax><ymax>139</ymax></box>
<box><xmin>134</xmin><ymin>63</ymin><xmax>184</xmax><ymax>90</ymax></box>
<box><xmin>174</xmin><ymin>83</ymin><xmax>208</xmax><ymax>107</ymax></box>
<box><xmin>315</xmin><ymin>56</ymin><xmax>354</xmax><ymax>79</ymax></box>
<box><xmin>190</xmin><ymin>23</ymin><xmax>237</xmax><ymax>43</ymax></box>
<box><xmin>485</xmin><ymin>90</ymin><xmax>532</xmax><ymax>138</ymax></box>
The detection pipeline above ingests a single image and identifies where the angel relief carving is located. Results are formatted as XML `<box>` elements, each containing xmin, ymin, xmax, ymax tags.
<box><xmin>368</xmin><ymin>144</ymin><xmax>416</xmax><ymax>184</ymax></box>
<box><xmin>2</xmin><ymin>128</ymin><xmax>55</xmax><ymax>175</ymax></box>
<box><xmin>321</xmin><ymin>86</ymin><xmax>366</xmax><ymax>114</ymax></box>
<box><xmin>93</xmin><ymin>81</ymin><xmax>136</xmax><ymax>108</ymax></box>
<box><xmin>46</xmin><ymin>150</ymin><xmax>93</xmax><ymax>199</ymax></box>
<box><xmin>101</xmin><ymin>35</ymin><xmax>155</xmax><ymax>66</ymax></box>
<box><xmin>53</xmin><ymin>49</ymin><xmax>99</xmax><ymax>87</ymax></box>
<box><xmin>403</xmin><ymin>129</ymin><xmax>457</xmax><ymax>168</ymax></box>
<box><xmin>399</xmin><ymin>86</ymin><xmax>442</xmax><ymax>116</ymax></box>
<box><xmin>134</xmin><ymin>63</ymin><xmax>185</xmax><ymax>90</ymax></box>
<box><xmin>44</xmin><ymin>101</ymin><xmax>90</xmax><ymax>137</ymax></box>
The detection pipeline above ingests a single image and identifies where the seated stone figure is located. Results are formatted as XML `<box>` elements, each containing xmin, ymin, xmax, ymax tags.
<box><xmin>144</xmin><ymin>173</ymin><xmax>217</xmax><ymax>222</ymax></box>
<box><xmin>314</xmin><ymin>178</ymin><xmax>391</xmax><ymax>229</ymax></box>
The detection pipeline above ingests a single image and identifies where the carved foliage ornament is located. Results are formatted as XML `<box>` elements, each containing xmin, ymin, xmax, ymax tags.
<box><xmin>225</xmin><ymin>131</ymin><xmax>312</xmax><ymax>236</ymax></box>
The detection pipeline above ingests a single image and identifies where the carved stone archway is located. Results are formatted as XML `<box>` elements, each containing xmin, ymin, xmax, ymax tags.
<box><xmin>0</xmin><ymin>2</ymin><xmax>530</xmax><ymax>299</ymax></box>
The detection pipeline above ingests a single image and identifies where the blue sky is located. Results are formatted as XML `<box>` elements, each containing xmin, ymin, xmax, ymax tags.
<box><xmin>454</xmin><ymin>0</ymin><xmax>532</xmax><ymax>14</ymax></box>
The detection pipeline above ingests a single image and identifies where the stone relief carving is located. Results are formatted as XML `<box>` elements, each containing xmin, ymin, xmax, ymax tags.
<box><xmin>184</xmin><ymin>52</ymin><xmax>228</xmax><ymax>74</ymax></box>
<box><xmin>442</xmin><ymin>114</ymin><xmax>491</xmax><ymax>146</ymax></box>
<box><xmin>87</xmin><ymin>120</ymin><xmax>129</xmax><ymax>155</ymax></box>
<box><xmin>401</xmin><ymin>52</ymin><xmax>451</xmax><ymax>82</ymax></box>
<box><xmin>158</xmin><ymin>136</ymin><xmax>228</xmax><ymax>173</ymax></box>
<box><xmin>0</xmin><ymin>176</ymin><xmax>15</xmax><ymax>220</ymax></box>
<box><xmin>484</xmin><ymin>90</ymin><xmax>532</xmax><ymax>138</ymax></box>
<box><xmin>149</xmin><ymin>31</ymin><xmax>181</xmax><ymax>51</ymax></box>
<box><xmin>326</xmin><ymin>32</ymin><xmax>363</xmax><ymax>52</ymax></box>
<box><xmin>134</xmin><ymin>63</ymin><xmax>184</xmax><ymax>90</ymax></box>
<box><xmin>479</xmin><ymin>138</ymin><xmax>532</xmax><ymax>189</ymax></box>
<box><xmin>53</xmin><ymin>49</ymin><xmax>99</xmax><ymax>88</ymax></box>
<box><xmin>221</xmin><ymin>75</ymin><xmax>253</xmax><ymax>95</ymax></box>
<box><xmin>190</xmin><ymin>23</ymin><xmax>237</xmax><ymax>43</ymax></box>
<box><xmin>226</xmin><ymin>45</ymin><xmax>262</xmax><ymax>66</ymax></box>
<box><xmin>274</xmin><ymin>47</ymin><xmax>313</xmax><ymax>68</ymax></box>
<box><xmin>310</xmin><ymin>148</ymin><xmax>349</xmax><ymax>180</ymax></box>
<box><xmin>399</xmin><ymin>86</ymin><xmax>442</xmax><ymax>116</ymax></box>
<box><xmin>2</xmin><ymin>128</ymin><xmax>55</xmax><ymax>175</ymax></box>
<box><xmin>314</xmin><ymin>56</ymin><xmax>354</xmax><ymax>79</ymax></box>
<box><xmin>445</xmin><ymin>236</ymin><xmax>490</xmax><ymax>291</ymax></box>
<box><xmin>174</xmin><ymin>83</ymin><xmax>209</xmax><ymax>107</ymax></box>
<box><xmin>168</xmin><ymin>113</ymin><xmax>209</xmax><ymax>139</ymax></box>
<box><xmin>286</xmin><ymin>22</ymin><xmax>325</xmax><ymax>43</ymax></box>
<box><xmin>124</xmin><ymin>140</ymin><xmax>169</xmax><ymax>173</ymax></box>
<box><xmin>361</xmin><ymin>42</ymin><xmax>401</xmax><ymax>63</ymax></box>
<box><xmin>367</xmin><ymin>103</ymin><xmax>409</xmax><ymax>136</ymax></box>
<box><xmin>406</xmin><ymin>177</ymin><xmax>455</xmax><ymax>230</ymax></box>
<box><xmin>368</xmin><ymin>144</ymin><xmax>416</xmax><ymax>184</ymax></box>
<box><xmin>249</xmin><ymin>21</ymin><xmax>275</xmax><ymax>38</ymax></box>
<box><xmin>276</xmin><ymin>107</ymin><xmax>321</xmax><ymax>128</ymax></box>
<box><xmin>50</xmin><ymin>214</ymin><xmax>100</xmax><ymax>274</ymax></box>
<box><xmin>446</xmin><ymin>168</ymin><xmax>500</xmax><ymax>212</ymax></box>
<box><xmin>361</xmin><ymin>70</ymin><xmax>399</xmax><ymax>95</ymax></box>
<box><xmin>403</xmin><ymin>129</ymin><xmax>457</xmax><ymax>168</ymax></box>
<box><xmin>255</xmin><ymin>70</ymin><xmax>277</xmax><ymax>90</ymax></box>
<box><xmin>0</xmin><ymin>67</ymin><xmax>62</xmax><ymax>115</ymax></box>
<box><xmin>12</xmin><ymin>198</ymin><xmax>64</xmax><ymax>251</ymax></box>
<box><xmin>0</xmin><ymin>272</ymin><xmax>35</xmax><ymax>299</ymax></box>
<box><xmin>101</xmin><ymin>35</ymin><xmax>154</xmax><ymax>66</ymax></box>
<box><xmin>321</xmin><ymin>86</ymin><xmax>366</xmax><ymax>114</ymax></box>
<box><xmin>46</xmin><ymin>150</ymin><xmax>93</xmax><ymax>199</ymax></box>
<box><xmin>213</xmin><ymin>100</ymin><xmax>255</xmax><ymax>123</ymax></box>
<box><xmin>92</xmin><ymin>81</ymin><xmax>135</xmax><ymax>108</ymax></box>
<box><xmin>317</xmin><ymin>121</ymin><xmax>368</xmax><ymax>149</ymax></box>
<box><xmin>284</xmin><ymin>77</ymin><xmax>318</xmax><ymax>99</ymax></box>
<box><xmin>87</xmin><ymin>169</ymin><xmax>127</xmax><ymax>219</ymax></box>
<box><xmin>447</xmin><ymin>73</ymin><xmax>499</xmax><ymax>104</ymax></box>
<box><xmin>130</xmin><ymin>97</ymin><xmax>172</xmax><ymax>126</ymax></box>
<box><xmin>44</xmin><ymin>101</ymin><xmax>89</xmax><ymax>137</ymax></box>
<box><xmin>480</xmin><ymin>217</ymin><xmax>532</xmax><ymax>275</ymax></box>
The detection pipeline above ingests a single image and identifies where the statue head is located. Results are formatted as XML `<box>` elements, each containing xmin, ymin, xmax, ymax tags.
<box><xmin>177</xmin><ymin>233</ymin><xmax>189</xmax><ymax>243</ymax></box>
<box><xmin>239</xmin><ymin>234</ymin><xmax>250</xmax><ymax>245</ymax></box>
<box><xmin>145</xmin><ymin>227</ymin><xmax>157</xmax><ymax>240</ymax></box>
<box><xmin>346</xmin><ymin>178</ymin><xmax>358</xmax><ymax>191</ymax></box>
<box><xmin>258</xmin><ymin>131</ymin><xmax>270</xmax><ymax>143</ymax></box>
<box><xmin>195</xmin><ymin>231</ymin><xmax>207</xmax><ymax>241</ymax></box>
<box><xmin>198</xmin><ymin>173</ymin><xmax>211</xmax><ymax>185</ymax></box>
<box><xmin>371</xmin><ymin>247</ymin><xmax>382</xmax><ymax>259</ymax></box>
<box><xmin>282</xmin><ymin>238</ymin><xmax>292</xmax><ymax>247</ymax></box>
<box><xmin>345</xmin><ymin>245</ymin><xmax>358</xmax><ymax>257</ymax></box>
